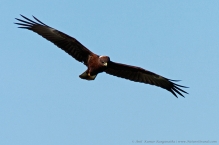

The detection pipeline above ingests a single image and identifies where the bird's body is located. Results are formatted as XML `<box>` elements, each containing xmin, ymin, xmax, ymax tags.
<box><xmin>15</xmin><ymin>15</ymin><xmax>188</xmax><ymax>97</ymax></box>
<box><xmin>80</xmin><ymin>55</ymin><xmax>110</xmax><ymax>80</ymax></box>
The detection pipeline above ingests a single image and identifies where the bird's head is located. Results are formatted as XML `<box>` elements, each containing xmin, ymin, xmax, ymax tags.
<box><xmin>99</xmin><ymin>55</ymin><xmax>110</xmax><ymax>67</ymax></box>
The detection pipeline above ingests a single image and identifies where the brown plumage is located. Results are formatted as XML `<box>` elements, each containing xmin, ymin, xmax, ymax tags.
<box><xmin>15</xmin><ymin>15</ymin><xmax>188</xmax><ymax>98</ymax></box>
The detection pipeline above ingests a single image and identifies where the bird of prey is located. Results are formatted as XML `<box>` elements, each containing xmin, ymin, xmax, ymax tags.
<box><xmin>15</xmin><ymin>15</ymin><xmax>188</xmax><ymax>98</ymax></box>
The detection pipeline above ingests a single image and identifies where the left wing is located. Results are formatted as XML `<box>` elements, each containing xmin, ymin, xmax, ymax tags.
<box><xmin>15</xmin><ymin>15</ymin><xmax>94</xmax><ymax>64</ymax></box>
<box><xmin>105</xmin><ymin>61</ymin><xmax>188</xmax><ymax>97</ymax></box>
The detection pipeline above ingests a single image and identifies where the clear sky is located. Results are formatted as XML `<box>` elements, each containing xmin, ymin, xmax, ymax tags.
<box><xmin>0</xmin><ymin>1</ymin><xmax>218</xmax><ymax>145</ymax></box>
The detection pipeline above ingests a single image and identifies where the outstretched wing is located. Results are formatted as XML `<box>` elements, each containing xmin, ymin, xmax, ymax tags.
<box><xmin>105</xmin><ymin>61</ymin><xmax>188</xmax><ymax>97</ymax></box>
<box><xmin>15</xmin><ymin>15</ymin><xmax>94</xmax><ymax>64</ymax></box>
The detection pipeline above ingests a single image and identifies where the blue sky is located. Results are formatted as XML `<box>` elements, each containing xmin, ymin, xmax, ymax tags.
<box><xmin>0</xmin><ymin>1</ymin><xmax>218</xmax><ymax>145</ymax></box>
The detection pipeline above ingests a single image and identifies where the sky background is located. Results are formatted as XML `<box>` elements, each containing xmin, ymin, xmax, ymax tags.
<box><xmin>0</xmin><ymin>1</ymin><xmax>218</xmax><ymax>145</ymax></box>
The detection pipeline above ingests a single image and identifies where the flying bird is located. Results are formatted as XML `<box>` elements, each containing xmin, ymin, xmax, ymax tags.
<box><xmin>15</xmin><ymin>15</ymin><xmax>188</xmax><ymax>97</ymax></box>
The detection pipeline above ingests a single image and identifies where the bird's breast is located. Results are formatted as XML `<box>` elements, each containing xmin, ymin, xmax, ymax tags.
<box><xmin>87</xmin><ymin>55</ymin><xmax>106</xmax><ymax>75</ymax></box>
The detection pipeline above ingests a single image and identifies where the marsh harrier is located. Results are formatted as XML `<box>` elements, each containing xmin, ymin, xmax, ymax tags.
<box><xmin>15</xmin><ymin>15</ymin><xmax>188</xmax><ymax>97</ymax></box>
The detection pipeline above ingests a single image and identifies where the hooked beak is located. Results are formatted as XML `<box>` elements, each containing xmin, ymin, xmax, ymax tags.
<box><xmin>103</xmin><ymin>62</ymin><xmax>107</xmax><ymax>66</ymax></box>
